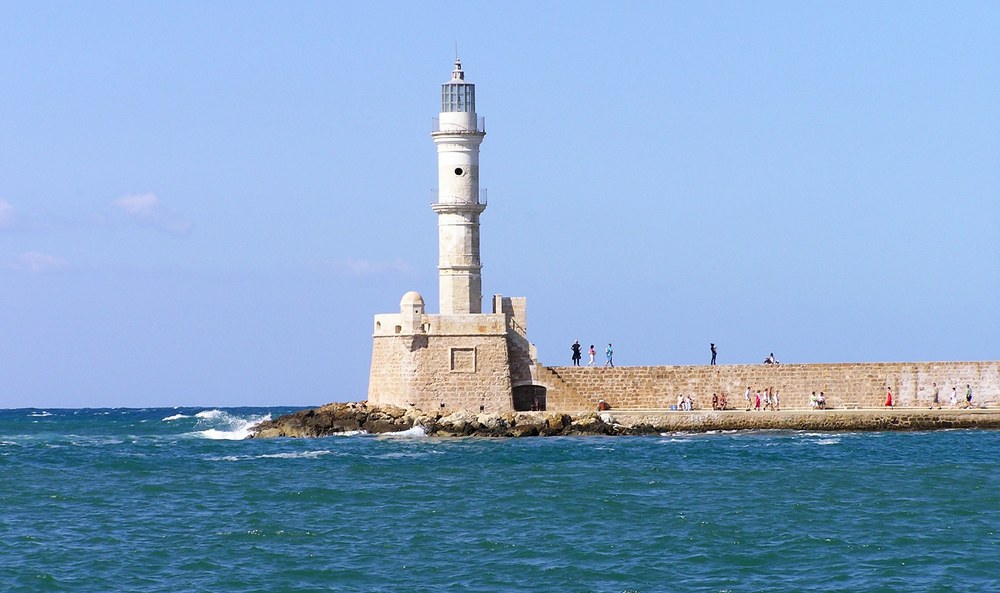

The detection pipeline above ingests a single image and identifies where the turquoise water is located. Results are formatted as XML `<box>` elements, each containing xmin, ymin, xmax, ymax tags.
<box><xmin>2</xmin><ymin>408</ymin><xmax>998</xmax><ymax>592</ymax></box>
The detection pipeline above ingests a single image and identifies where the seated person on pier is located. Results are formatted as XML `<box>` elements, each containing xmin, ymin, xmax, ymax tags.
<box><xmin>816</xmin><ymin>392</ymin><xmax>826</xmax><ymax>409</ymax></box>
<box><xmin>597</xmin><ymin>399</ymin><xmax>611</xmax><ymax>411</ymax></box>
<box><xmin>764</xmin><ymin>353</ymin><xmax>780</xmax><ymax>365</ymax></box>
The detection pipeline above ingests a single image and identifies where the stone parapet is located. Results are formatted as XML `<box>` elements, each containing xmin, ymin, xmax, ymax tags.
<box><xmin>542</xmin><ymin>361</ymin><xmax>1000</xmax><ymax>411</ymax></box>
<box><xmin>607</xmin><ymin>408</ymin><xmax>1000</xmax><ymax>432</ymax></box>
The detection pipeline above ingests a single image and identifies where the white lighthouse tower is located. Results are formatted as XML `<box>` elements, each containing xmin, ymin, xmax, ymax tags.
<box><xmin>432</xmin><ymin>59</ymin><xmax>486</xmax><ymax>315</ymax></box>
<box><xmin>368</xmin><ymin>60</ymin><xmax>540</xmax><ymax>414</ymax></box>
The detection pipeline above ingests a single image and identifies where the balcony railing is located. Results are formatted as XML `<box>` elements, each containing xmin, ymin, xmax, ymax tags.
<box><xmin>431</xmin><ymin>116</ymin><xmax>486</xmax><ymax>134</ymax></box>
<box><xmin>430</xmin><ymin>188</ymin><xmax>488</xmax><ymax>206</ymax></box>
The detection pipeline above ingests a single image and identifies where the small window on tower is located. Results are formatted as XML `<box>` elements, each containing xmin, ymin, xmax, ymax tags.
<box><xmin>454</xmin><ymin>167</ymin><xmax>464</xmax><ymax>175</ymax></box>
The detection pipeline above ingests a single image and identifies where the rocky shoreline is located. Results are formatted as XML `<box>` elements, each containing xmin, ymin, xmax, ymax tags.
<box><xmin>248</xmin><ymin>402</ymin><xmax>1000</xmax><ymax>438</ymax></box>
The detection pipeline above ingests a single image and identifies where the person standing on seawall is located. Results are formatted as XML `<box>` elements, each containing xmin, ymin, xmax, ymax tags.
<box><xmin>965</xmin><ymin>384</ymin><xmax>973</xmax><ymax>408</ymax></box>
<box><xmin>931</xmin><ymin>383</ymin><xmax>941</xmax><ymax>410</ymax></box>
<box><xmin>950</xmin><ymin>387</ymin><xmax>958</xmax><ymax>407</ymax></box>
<box><xmin>586</xmin><ymin>344</ymin><xmax>596</xmax><ymax>367</ymax></box>
<box><xmin>605</xmin><ymin>343</ymin><xmax>614</xmax><ymax>367</ymax></box>
<box><xmin>571</xmin><ymin>340</ymin><xmax>582</xmax><ymax>366</ymax></box>
<box><xmin>885</xmin><ymin>386</ymin><xmax>893</xmax><ymax>407</ymax></box>
<box><xmin>710</xmin><ymin>343</ymin><xmax>717</xmax><ymax>365</ymax></box>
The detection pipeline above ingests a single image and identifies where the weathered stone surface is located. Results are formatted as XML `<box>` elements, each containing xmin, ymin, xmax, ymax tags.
<box><xmin>541</xmin><ymin>361</ymin><xmax>1000</xmax><ymax>412</ymax></box>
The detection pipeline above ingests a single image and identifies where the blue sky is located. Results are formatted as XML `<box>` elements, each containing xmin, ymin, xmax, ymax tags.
<box><xmin>2</xmin><ymin>2</ymin><xmax>997</xmax><ymax>408</ymax></box>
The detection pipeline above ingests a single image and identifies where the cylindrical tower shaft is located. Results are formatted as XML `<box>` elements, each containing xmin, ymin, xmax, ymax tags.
<box><xmin>432</xmin><ymin>59</ymin><xmax>486</xmax><ymax>315</ymax></box>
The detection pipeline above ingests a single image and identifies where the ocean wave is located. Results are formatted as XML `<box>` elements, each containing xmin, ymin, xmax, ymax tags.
<box><xmin>69</xmin><ymin>438</ymin><xmax>125</xmax><ymax>447</ymax></box>
<box><xmin>29</xmin><ymin>411</ymin><xmax>52</xmax><ymax>417</ymax></box>
<box><xmin>259</xmin><ymin>450</ymin><xmax>334</xmax><ymax>460</ymax></box>
<box><xmin>657</xmin><ymin>432</ymin><xmax>702</xmax><ymax>439</ymax></box>
<box><xmin>196</xmin><ymin>426</ymin><xmax>257</xmax><ymax>440</ymax></box>
<box><xmin>379</xmin><ymin>451</ymin><xmax>432</xmax><ymax>459</ymax></box>
<box><xmin>187</xmin><ymin>411</ymin><xmax>272</xmax><ymax>440</ymax></box>
<box><xmin>207</xmin><ymin>450</ymin><xmax>335</xmax><ymax>462</ymax></box>
<box><xmin>162</xmin><ymin>414</ymin><xmax>190</xmax><ymax>421</ymax></box>
<box><xmin>377</xmin><ymin>426</ymin><xmax>427</xmax><ymax>438</ymax></box>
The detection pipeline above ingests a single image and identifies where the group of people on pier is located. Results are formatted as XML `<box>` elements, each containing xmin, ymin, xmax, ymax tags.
<box><xmin>894</xmin><ymin>383</ymin><xmax>974</xmax><ymax>409</ymax></box>
<box><xmin>743</xmin><ymin>387</ymin><xmax>781</xmax><ymax>411</ymax></box>
<box><xmin>571</xmin><ymin>340</ymin><xmax>614</xmax><ymax>368</ymax></box>
<box><xmin>809</xmin><ymin>391</ymin><xmax>827</xmax><ymax>409</ymax></box>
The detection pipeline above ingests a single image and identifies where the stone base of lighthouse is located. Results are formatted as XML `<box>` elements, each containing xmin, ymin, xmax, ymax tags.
<box><xmin>368</xmin><ymin>293</ymin><xmax>537</xmax><ymax>414</ymax></box>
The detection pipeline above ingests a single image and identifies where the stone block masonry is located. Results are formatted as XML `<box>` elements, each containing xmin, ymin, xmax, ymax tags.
<box><xmin>537</xmin><ymin>361</ymin><xmax>1000</xmax><ymax>411</ymax></box>
<box><xmin>369</xmin><ymin>319</ymin><xmax>513</xmax><ymax>414</ymax></box>
<box><xmin>369</xmin><ymin>291</ymin><xmax>541</xmax><ymax>414</ymax></box>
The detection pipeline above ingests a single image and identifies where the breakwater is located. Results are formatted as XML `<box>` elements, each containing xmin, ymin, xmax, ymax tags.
<box><xmin>249</xmin><ymin>402</ymin><xmax>1000</xmax><ymax>438</ymax></box>
<box><xmin>539</xmin><ymin>361</ymin><xmax>1000</xmax><ymax>411</ymax></box>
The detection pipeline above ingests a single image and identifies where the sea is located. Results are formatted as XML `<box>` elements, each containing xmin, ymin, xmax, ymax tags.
<box><xmin>1</xmin><ymin>407</ymin><xmax>998</xmax><ymax>592</ymax></box>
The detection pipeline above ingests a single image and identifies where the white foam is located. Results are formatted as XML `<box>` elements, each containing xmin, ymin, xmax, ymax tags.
<box><xmin>29</xmin><ymin>411</ymin><xmax>52</xmax><ymax>417</ymax></box>
<box><xmin>189</xmin><ymin>411</ymin><xmax>271</xmax><ymax>440</ymax></box>
<box><xmin>259</xmin><ymin>450</ymin><xmax>333</xmax><ymax>459</ymax></box>
<box><xmin>198</xmin><ymin>428</ymin><xmax>252</xmax><ymax>440</ymax></box>
<box><xmin>378</xmin><ymin>426</ymin><xmax>427</xmax><ymax>438</ymax></box>
<box><xmin>162</xmin><ymin>414</ymin><xmax>189</xmax><ymax>421</ymax></box>
<box><xmin>207</xmin><ymin>450</ymin><xmax>335</xmax><ymax>462</ymax></box>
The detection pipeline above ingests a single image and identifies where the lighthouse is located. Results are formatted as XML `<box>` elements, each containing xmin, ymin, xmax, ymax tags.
<box><xmin>432</xmin><ymin>59</ymin><xmax>486</xmax><ymax>315</ymax></box>
<box><xmin>368</xmin><ymin>60</ymin><xmax>538</xmax><ymax>415</ymax></box>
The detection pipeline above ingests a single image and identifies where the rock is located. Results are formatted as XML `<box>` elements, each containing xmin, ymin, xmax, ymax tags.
<box><xmin>439</xmin><ymin>410</ymin><xmax>480</xmax><ymax>436</ymax></box>
<box><xmin>475</xmin><ymin>413</ymin><xmax>511</xmax><ymax>436</ymax></box>
<box><xmin>545</xmin><ymin>413</ymin><xmax>569</xmax><ymax>432</ymax></box>
<box><xmin>248</xmin><ymin>401</ymin><xmax>1000</xmax><ymax>439</ymax></box>
<box><xmin>565</xmin><ymin>414</ymin><xmax>615</xmax><ymax>436</ymax></box>
<box><xmin>510</xmin><ymin>423</ymin><xmax>539</xmax><ymax>437</ymax></box>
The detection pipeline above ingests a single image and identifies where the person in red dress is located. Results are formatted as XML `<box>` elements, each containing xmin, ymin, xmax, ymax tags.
<box><xmin>884</xmin><ymin>387</ymin><xmax>893</xmax><ymax>407</ymax></box>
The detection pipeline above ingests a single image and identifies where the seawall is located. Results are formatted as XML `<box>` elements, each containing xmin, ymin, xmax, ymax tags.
<box><xmin>538</xmin><ymin>361</ymin><xmax>1000</xmax><ymax>411</ymax></box>
<box><xmin>249</xmin><ymin>403</ymin><xmax>1000</xmax><ymax>438</ymax></box>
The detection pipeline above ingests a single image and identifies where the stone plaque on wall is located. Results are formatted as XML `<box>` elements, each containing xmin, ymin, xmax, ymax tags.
<box><xmin>450</xmin><ymin>347</ymin><xmax>476</xmax><ymax>373</ymax></box>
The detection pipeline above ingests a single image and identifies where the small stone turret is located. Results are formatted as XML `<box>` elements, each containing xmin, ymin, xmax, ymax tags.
<box><xmin>400</xmin><ymin>291</ymin><xmax>425</xmax><ymax>334</ymax></box>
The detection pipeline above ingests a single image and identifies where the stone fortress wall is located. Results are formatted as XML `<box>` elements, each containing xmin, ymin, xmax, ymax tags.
<box><xmin>368</xmin><ymin>294</ymin><xmax>532</xmax><ymax>414</ymax></box>
<box><xmin>536</xmin><ymin>361</ymin><xmax>1000</xmax><ymax>411</ymax></box>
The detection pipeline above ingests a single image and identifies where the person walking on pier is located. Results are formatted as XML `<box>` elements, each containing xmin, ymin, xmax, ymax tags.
<box><xmin>965</xmin><ymin>384</ymin><xmax>973</xmax><ymax>408</ymax></box>
<box><xmin>710</xmin><ymin>343</ymin><xmax>717</xmax><ymax>365</ymax></box>
<box><xmin>605</xmin><ymin>343</ymin><xmax>614</xmax><ymax>367</ymax></box>
<box><xmin>931</xmin><ymin>383</ymin><xmax>941</xmax><ymax>409</ymax></box>
<box><xmin>951</xmin><ymin>387</ymin><xmax>958</xmax><ymax>407</ymax></box>
<box><xmin>586</xmin><ymin>344</ymin><xmax>596</xmax><ymax>367</ymax></box>
<box><xmin>744</xmin><ymin>387</ymin><xmax>752</xmax><ymax>411</ymax></box>
<box><xmin>571</xmin><ymin>340</ymin><xmax>582</xmax><ymax>366</ymax></box>
<box><xmin>884</xmin><ymin>386</ymin><xmax>893</xmax><ymax>407</ymax></box>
